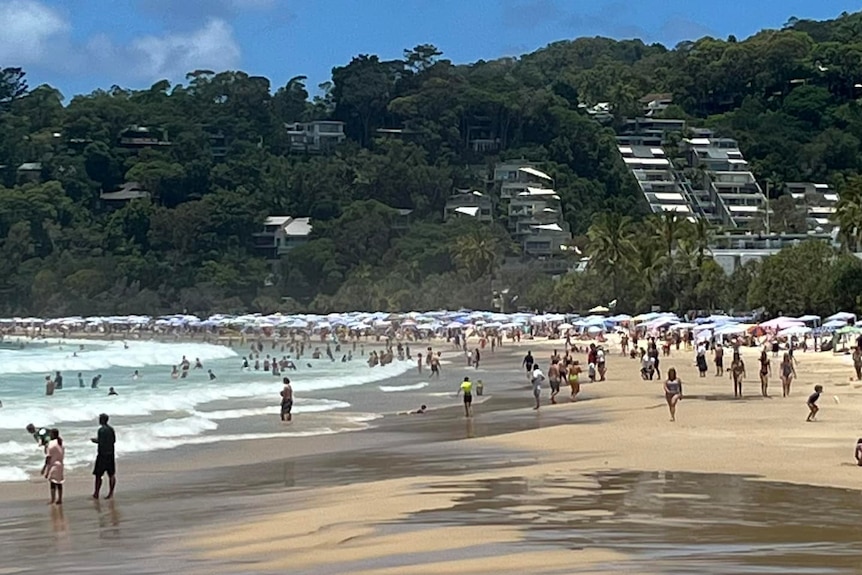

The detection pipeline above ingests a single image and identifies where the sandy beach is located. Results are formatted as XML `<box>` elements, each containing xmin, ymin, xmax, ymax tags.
<box><xmin>4</xmin><ymin>338</ymin><xmax>862</xmax><ymax>574</ymax></box>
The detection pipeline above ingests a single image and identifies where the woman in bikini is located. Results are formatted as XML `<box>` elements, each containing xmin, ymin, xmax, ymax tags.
<box><xmin>568</xmin><ymin>360</ymin><xmax>582</xmax><ymax>401</ymax></box>
<box><xmin>663</xmin><ymin>367</ymin><xmax>683</xmax><ymax>422</ymax></box>
<box><xmin>780</xmin><ymin>353</ymin><xmax>797</xmax><ymax>397</ymax></box>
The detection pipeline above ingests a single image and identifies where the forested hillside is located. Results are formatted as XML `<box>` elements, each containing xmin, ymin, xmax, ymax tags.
<box><xmin>2</xmin><ymin>11</ymin><xmax>862</xmax><ymax>316</ymax></box>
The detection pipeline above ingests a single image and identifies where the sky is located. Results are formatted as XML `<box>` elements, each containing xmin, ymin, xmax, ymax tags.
<box><xmin>2</xmin><ymin>0</ymin><xmax>860</xmax><ymax>99</ymax></box>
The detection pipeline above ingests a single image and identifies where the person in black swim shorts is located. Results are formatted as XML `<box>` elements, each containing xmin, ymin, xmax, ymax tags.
<box><xmin>91</xmin><ymin>413</ymin><xmax>116</xmax><ymax>499</ymax></box>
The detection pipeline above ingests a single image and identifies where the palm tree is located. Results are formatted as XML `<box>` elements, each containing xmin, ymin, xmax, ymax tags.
<box><xmin>586</xmin><ymin>212</ymin><xmax>636</xmax><ymax>300</ymax></box>
<box><xmin>649</xmin><ymin>211</ymin><xmax>684</xmax><ymax>265</ymax></box>
<box><xmin>450</xmin><ymin>227</ymin><xmax>499</xmax><ymax>281</ymax></box>
<box><xmin>687</xmin><ymin>217</ymin><xmax>713</xmax><ymax>269</ymax></box>
<box><xmin>631</xmin><ymin>237</ymin><xmax>663</xmax><ymax>301</ymax></box>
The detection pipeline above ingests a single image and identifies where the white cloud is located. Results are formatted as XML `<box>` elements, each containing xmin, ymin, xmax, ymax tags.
<box><xmin>0</xmin><ymin>0</ymin><xmax>242</xmax><ymax>84</ymax></box>
<box><xmin>129</xmin><ymin>18</ymin><xmax>241</xmax><ymax>78</ymax></box>
<box><xmin>0</xmin><ymin>0</ymin><xmax>68</xmax><ymax>64</ymax></box>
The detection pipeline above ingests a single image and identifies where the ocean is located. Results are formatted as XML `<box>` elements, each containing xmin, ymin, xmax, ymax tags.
<box><xmin>0</xmin><ymin>338</ymin><xmax>421</xmax><ymax>482</ymax></box>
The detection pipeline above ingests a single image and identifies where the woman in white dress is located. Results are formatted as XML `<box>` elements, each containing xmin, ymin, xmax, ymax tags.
<box><xmin>44</xmin><ymin>428</ymin><xmax>65</xmax><ymax>505</ymax></box>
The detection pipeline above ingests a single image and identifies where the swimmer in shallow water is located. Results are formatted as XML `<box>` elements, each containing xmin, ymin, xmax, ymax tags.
<box><xmin>108</xmin><ymin>387</ymin><xmax>118</xmax><ymax>396</ymax></box>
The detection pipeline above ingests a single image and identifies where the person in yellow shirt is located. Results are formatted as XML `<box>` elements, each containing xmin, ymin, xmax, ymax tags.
<box><xmin>457</xmin><ymin>376</ymin><xmax>473</xmax><ymax>418</ymax></box>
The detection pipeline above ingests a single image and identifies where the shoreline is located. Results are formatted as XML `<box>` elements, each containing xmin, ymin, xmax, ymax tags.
<box><xmin>4</xmin><ymin>338</ymin><xmax>862</xmax><ymax>573</ymax></box>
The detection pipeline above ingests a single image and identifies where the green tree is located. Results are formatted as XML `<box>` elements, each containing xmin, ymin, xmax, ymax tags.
<box><xmin>587</xmin><ymin>212</ymin><xmax>636</xmax><ymax>303</ymax></box>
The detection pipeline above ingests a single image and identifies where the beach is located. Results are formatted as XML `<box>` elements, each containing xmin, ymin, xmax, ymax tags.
<box><xmin>3</xmin><ymin>338</ymin><xmax>862</xmax><ymax>574</ymax></box>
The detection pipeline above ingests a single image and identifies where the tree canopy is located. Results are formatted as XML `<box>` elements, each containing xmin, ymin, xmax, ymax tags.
<box><xmin>2</xmin><ymin>11</ymin><xmax>862</xmax><ymax>316</ymax></box>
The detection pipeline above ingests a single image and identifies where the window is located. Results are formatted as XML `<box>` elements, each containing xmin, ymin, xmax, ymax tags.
<box><xmin>317</xmin><ymin>123</ymin><xmax>343</xmax><ymax>134</ymax></box>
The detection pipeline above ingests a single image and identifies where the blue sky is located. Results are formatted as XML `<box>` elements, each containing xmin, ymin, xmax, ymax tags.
<box><xmin>1</xmin><ymin>0</ymin><xmax>858</xmax><ymax>99</ymax></box>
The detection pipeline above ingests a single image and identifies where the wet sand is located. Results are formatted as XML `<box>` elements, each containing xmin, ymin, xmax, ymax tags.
<box><xmin>5</xmin><ymin>339</ymin><xmax>862</xmax><ymax>573</ymax></box>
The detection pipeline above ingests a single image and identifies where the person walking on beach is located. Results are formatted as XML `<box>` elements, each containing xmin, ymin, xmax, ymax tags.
<box><xmin>531</xmin><ymin>365</ymin><xmax>545</xmax><ymax>410</ymax></box>
<box><xmin>780</xmin><ymin>353</ymin><xmax>797</xmax><ymax>397</ymax></box>
<box><xmin>44</xmin><ymin>428</ymin><xmax>64</xmax><ymax>505</ymax></box>
<box><xmin>456</xmin><ymin>376</ymin><xmax>473</xmax><ymax>418</ymax></box>
<box><xmin>806</xmin><ymin>385</ymin><xmax>823</xmax><ymax>422</ymax></box>
<box><xmin>280</xmin><ymin>377</ymin><xmax>293</xmax><ymax>422</ymax></box>
<box><xmin>663</xmin><ymin>367</ymin><xmax>683</xmax><ymax>422</ymax></box>
<box><xmin>568</xmin><ymin>361</ymin><xmax>582</xmax><ymax>400</ymax></box>
<box><xmin>854</xmin><ymin>438</ymin><xmax>862</xmax><ymax>466</ymax></box>
<box><xmin>758</xmin><ymin>349</ymin><xmax>772</xmax><ymax>397</ymax></box>
<box><xmin>91</xmin><ymin>414</ymin><xmax>116</xmax><ymax>499</ymax></box>
<box><xmin>522</xmin><ymin>351</ymin><xmax>534</xmax><ymax>379</ymax></box>
<box><xmin>547</xmin><ymin>360</ymin><xmax>561</xmax><ymax>404</ymax></box>
<box><xmin>729</xmin><ymin>355</ymin><xmax>746</xmax><ymax>398</ymax></box>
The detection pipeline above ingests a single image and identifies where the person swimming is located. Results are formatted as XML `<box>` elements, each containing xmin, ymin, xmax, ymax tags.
<box><xmin>107</xmin><ymin>387</ymin><xmax>118</xmax><ymax>396</ymax></box>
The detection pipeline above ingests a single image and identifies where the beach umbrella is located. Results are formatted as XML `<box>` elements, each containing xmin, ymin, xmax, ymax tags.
<box><xmin>827</xmin><ymin>312</ymin><xmax>857</xmax><ymax>323</ymax></box>
<box><xmin>557</xmin><ymin>322</ymin><xmax>574</xmax><ymax>331</ymax></box>
<box><xmin>778</xmin><ymin>325</ymin><xmax>811</xmax><ymax>337</ymax></box>
<box><xmin>588</xmin><ymin>305</ymin><xmax>610</xmax><ymax>313</ymax></box>
<box><xmin>760</xmin><ymin>317</ymin><xmax>804</xmax><ymax>331</ymax></box>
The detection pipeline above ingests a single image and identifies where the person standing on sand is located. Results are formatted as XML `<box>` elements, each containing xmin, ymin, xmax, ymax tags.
<box><xmin>596</xmin><ymin>347</ymin><xmax>607</xmax><ymax>381</ymax></box>
<box><xmin>531</xmin><ymin>365</ymin><xmax>545</xmax><ymax>410</ymax></box>
<box><xmin>854</xmin><ymin>438</ymin><xmax>862</xmax><ymax>466</ymax></box>
<box><xmin>44</xmin><ymin>428</ymin><xmax>64</xmax><ymax>505</ymax></box>
<box><xmin>780</xmin><ymin>353</ymin><xmax>797</xmax><ymax>397</ymax></box>
<box><xmin>456</xmin><ymin>376</ymin><xmax>473</xmax><ymax>418</ymax></box>
<box><xmin>853</xmin><ymin>347</ymin><xmax>862</xmax><ymax>381</ymax></box>
<box><xmin>430</xmin><ymin>353</ymin><xmax>441</xmax><ymax>378</ymax></box>
<box><xmin>695</xmin><ymin>342</ymin><xmax>708</xmax><ymax>378</ymax></box>
<box><xmin>806</xmin><ymin>384</ymin><xmax>823</xmax><ymax>422</ymax></box>
<box><xmin>91</xmin><ymin>413</ymin><xmax>116</xmax><ymax>499</ymax></box>
<box><xmin>714</xmin><ymin>344</ymin><xmax>724</xmax><ymax>376</ymax></box>
<box><xmin>663</xmin><ymin>367</ymin><xmax>683</xmax><ymax>422</ymax></box>
<box><xmin>280</xmin><ymin>377</ymin><xmax>293</xmax><ymax>422</ymax></box>
<box><xmin>759</xmin><ymin>350</ymin><xmax>771</xmax><ymax>397</ymax></box>
<box><xmin>729</xmin><ymin>356</ymin><xmax>746</xmax><ymax>398</ymax></box>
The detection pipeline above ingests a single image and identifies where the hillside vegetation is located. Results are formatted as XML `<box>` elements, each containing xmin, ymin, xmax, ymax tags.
<box><xmin>2</xmin><ymin>11</ymin><xmax>862</xmax><ymax>315</ymax></box>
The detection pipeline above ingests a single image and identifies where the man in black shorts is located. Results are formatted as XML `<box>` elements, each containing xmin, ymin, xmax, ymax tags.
<box><xmin>280</xmin><ymin>377</ymin><xmax>293</xmax><ymax>422</ymax></box>
<box><xmin>91</xmin><ymin>413</ymin><xmax>116</xmax><ymax>499</ymax></box>
<box><xmin>522</xmin><ymin>351</ymin><xmax>534</xmax><ymax>378</ymax></box>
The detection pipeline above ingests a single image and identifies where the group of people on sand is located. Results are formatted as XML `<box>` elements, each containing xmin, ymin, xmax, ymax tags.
<box><xmin>644</xmin><ymin>335</ymin><xmax>823</xmax><ymax>424</ymax></box>
<box><xmin>25</xmin><ymin>414</ymin><xmax>117</xmax><ymax>505</ymax></box>
<box><xmin>518</xmin><ymin>344</ymin><xmax>607</xmax><ymax>410</ymax></box>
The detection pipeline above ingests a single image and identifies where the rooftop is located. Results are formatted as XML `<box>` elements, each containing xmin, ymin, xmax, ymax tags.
<box><xmin>284</xmin><ymin>217</ymin><xmax>312</xmax><ymax>237</ymax></box>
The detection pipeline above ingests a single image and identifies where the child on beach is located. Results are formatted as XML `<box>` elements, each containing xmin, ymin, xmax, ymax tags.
<box><xmin>806</xmin><ymin>385</ymin><xmax>822</xmax><ymax>422</ymax></box>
